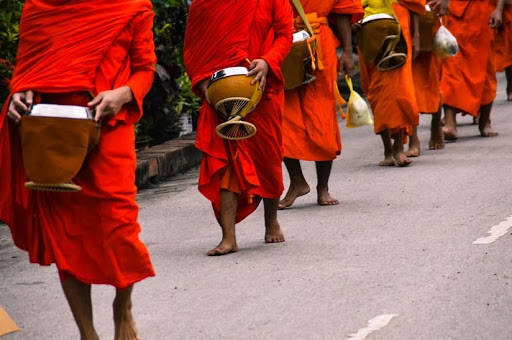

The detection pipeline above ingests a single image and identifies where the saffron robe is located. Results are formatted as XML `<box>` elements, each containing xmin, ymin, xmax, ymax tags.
<box><xmin>441</xmin><ymin>0</ymin><xmax>496</xmax><ymax>116</ymax></box>
<box><xmin>282</xmin><ymin>0</ymin><xmax>364</xmax><ymax>162</ymax></box>
<box><xmin>0</xmin><ymin>0</ymin><xmax>156</xmax><ymax>288</ymax></box>
<box><xmin>412</xmin><ymin>19</ymin><xmax>443</xmax><ymax>114</ymax></box>
<box><xmin>359</xmin><ymin>0</ymin><xmax>425</xmax><ymax>137</ymax></box>
<box><xmin>494</xmin><ymin>6</ymin><xmax>512</xmax><ymax>72</ymax></box>
<box><xmin>183</xmin><ymin>0</ymin><xmax>293</xmax><ymax>222</ymax></box>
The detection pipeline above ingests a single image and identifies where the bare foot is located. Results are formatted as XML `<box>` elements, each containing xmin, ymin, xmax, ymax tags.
<box><xmin>278</xmin><ymin>183</ymin><xmax>310</xmax><ymax>209</ymax></box>
<box><xmin>113</xmin><ymin>300</ymin><xmax>139</xmax><ymax>340</ymax></box>
<box><xmin>265</xmin><ymin>220</ymin><xmax>285</xmax><ymax>243</ymax></box>
<box><xmin>317</xmin><ymin>187</ymin><xmax>339</xmax><ymax>206</ymax></box>
<box><xmin>393</xmin><ymin>151</ymin><xmax>412</xmax><ymax>167</ymax></box>
<box><xmin>406</xmin><ymin>146</ymin><xmax>420</xmax><ymax>157</ymax></box>
<box><xmin>207</xmin><ymin>239</ymin><xmax>238</xmax><ymax>256</ymax></box>
<box><xmin>508</xmin><ymin>92</ymin><xmax>512</xmax><ymax>101</ymax></box>
<box><xmin>479</xmin><ymin>125</ymin><xmax>499</xmax><ymax>137</ymax></box>
<box><xmin>379</xmin><ymin>155</ymin><xmax>395</xmax><ymax>166</ymax></box>
<box><xmin>442</xmin><ymin>125</ymin><xmax>458</xmax><ymax>140</ymax></box>
<box><xmin>429</xmin><ymin>125</ymin><xmax>445</xmax><ymax>150</ymax></box>
<box><xmin>406</xmin><ymin>129</ymin><xmax>420</xmax><ymax>157</ymax></box>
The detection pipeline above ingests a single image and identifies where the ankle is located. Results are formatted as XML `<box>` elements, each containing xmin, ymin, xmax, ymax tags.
<box><xmin>265</xmin><ymin>219</ymin><xmax>279</xmax><ymax>229</ymax></box>
<box><xmin>113</xmin><ymin>296</ymin><xmax>132</xmax><ymax>312</ymax></box>
<box><xmin>79</xmin><ymin>329</ymin><xmax>99</xmax><ymax>340</ymax></box>
<box><xmin>219</xmin><ymin>234</ymin><xmax>237</xmax><ymax>245</ymax></box>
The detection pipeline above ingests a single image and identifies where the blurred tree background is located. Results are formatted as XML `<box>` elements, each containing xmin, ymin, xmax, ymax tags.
<box><xmin>0</xmin><ymin>0</ymin><xmax>22</xmax><ymax>110</ymax></box>
<box><xmin>0</xmin><ymin>0</ymin><xmax>200</xmax><ymax>145</ymax></box>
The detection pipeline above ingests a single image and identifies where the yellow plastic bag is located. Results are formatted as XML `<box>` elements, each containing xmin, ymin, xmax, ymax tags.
<box><xmin>345</xmin><ymin>76</ymin><xmax>373</xmax><ymax>128</ymax></box>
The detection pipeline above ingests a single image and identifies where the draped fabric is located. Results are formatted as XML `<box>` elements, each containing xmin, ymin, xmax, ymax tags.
<box><xmin>282</xmin><ymin>0</ymin><xmax>364</xmax><ymax>162</ymax></box>
<box><xmin>412</xmin><ymin>18</ymin><xmax>443</xmax><ymax>114</ymax></box>
<box><xmin>412</xmin><ymin>51</ymin><xmax>443</xmax><ymax>113</ymax></box>
<box><xmin>358</xmin><ymin>0</ymin><xmax>425</xmax><ymax>137</ymax></box>
<box><xmin>494</xmin><ymin>7</ymin><xmax>512</xmax><ymax>72</ymax></box>
<box><xmin>441</xmin><ymin>0</ymin><xmax>496</xmax><ymax>117</ymax></box>
<box><xmin>0</xmin><ymin>0</ymin><xmax>156</xmax><ymax>288</ymax></box>
<box><xmin>184</xmin><ymin>0</ymin><xmax>293</xmax><ymax>223</ymax></box>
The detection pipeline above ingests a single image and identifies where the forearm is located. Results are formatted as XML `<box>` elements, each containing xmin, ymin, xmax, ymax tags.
<box><xmin>336</xmin><ymin>14</ymin><xmax>353</xmax><ymax>53</ymax></box>
<box><xmin>125</xmin><ymin>69</ymin><xmax>154</xmax><ymax>104</ymax></box>
<box><xmin>496</xmin><ymin>0</ymin><xmax>505</xmax><ymax>13</ymax></box>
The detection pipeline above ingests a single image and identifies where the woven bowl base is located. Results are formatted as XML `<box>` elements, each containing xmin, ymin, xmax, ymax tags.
<box><xmin>215</xmin><ymin>120</ymin><xmax>257</xmax><ymax>140</ymax></box>
<box><xmin>25</xmin><ymin>181</ymin><xmax>82</xmax><ymax>192</ymax></box>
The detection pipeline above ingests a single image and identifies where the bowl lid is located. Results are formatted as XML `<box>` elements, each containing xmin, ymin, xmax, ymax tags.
<box><xmin>362</xmin><ymin>13</ymin><xmax>395</xmax><ymax>24</ymax></box>
<box><xmin>292</xmin><ymin>30</ymin><xmax>311</xmax><ymax>43</ymax></box>
<box><xmin>210</xmin><ymin>67</ymin><xmax>250</xmax><ymax>84</ymax></box>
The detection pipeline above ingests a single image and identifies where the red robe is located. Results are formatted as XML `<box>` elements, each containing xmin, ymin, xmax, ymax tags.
<box><xmin>282</xmin><ymin>0</ymin><xmax>363</xmax><ymax>162</ymax></box>
<box><xmin>0</xmin><ymin>0</ymin><xmax>156</xmax><ymax>288</ymax></box>
<box><xmin>184</xmin><ymin>0</ymin><xmax>293</xmax><ymax>223</ymax></box>
<box><xmin>412</xmin><ymin>18</ymin><xmax>443</xmax><ymax>114</ymax></box>
<box><xmin>359</xmin><ymin>0</ymin><xmax>425</xmax><ymax>137</ymax></box>
<box><xmin>441</xmin><ymin>0</ymin><xmax>496</xmax><ymax>116</ymax></box>
<box><xmin>494</xmin><ymin>6</ymin><xmax>512</xmax><ymax>72</ymax></box>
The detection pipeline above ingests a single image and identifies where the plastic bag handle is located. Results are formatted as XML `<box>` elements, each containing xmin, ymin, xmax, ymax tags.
<box><xmin>345</xmin><ymin>75</ymin><xmax>354</xmax><ymax>94</ymax></box>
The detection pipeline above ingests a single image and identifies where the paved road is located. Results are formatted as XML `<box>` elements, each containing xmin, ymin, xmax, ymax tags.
<box><xmin>1</xmin><ymin>74</ymin><xmax>512</xmax><ymax>340</ymax></box>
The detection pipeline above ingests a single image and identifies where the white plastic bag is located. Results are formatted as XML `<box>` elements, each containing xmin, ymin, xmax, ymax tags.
<box><xmin>433</xmin><ymin>24</ymin><xmax>459</xmax><ymax>59</ymax></box>
<box><xmin>345</xmin><ymin>76</ymin><xmax>373</xmax><ymax>128</ymax></box>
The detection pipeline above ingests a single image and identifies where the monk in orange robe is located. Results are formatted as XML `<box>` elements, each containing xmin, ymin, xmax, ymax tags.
<box><xmin>183</xmin><ymin>0</ymin><xmax>293</xmax><ymax>256</ymax></box>
<box><xmin>494</xmin><ymin>5</ymin><xmax>512</xmax><ymax>101</ymax></box>
<box><xmin>279</xmin><ymin>0</ymin><xmax>364</xmax><ymax>209</ymax></box>
<box><xmin>0</xmin><ymin>1</ymin><xmax>156</xmax><ymax>339</ymax></box>
<box><xmin>408</xmin><ymin>0</ymin><xmax>449</xmax><ymax>155</ymax></box>
<box><xmin>441</xmin><ymin>0</ymin><xmax>504</xmax><ymax>140</ymax></box>
<box><xmin>358</xmin><ymin>0</ymin><xmax>425</xmax><ymax>166</ymax></box>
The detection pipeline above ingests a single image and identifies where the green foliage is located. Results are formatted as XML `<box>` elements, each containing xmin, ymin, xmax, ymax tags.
<box><xmin>0</xmin><ymin>0</ymin><xmax>23</xmax><ymax>111</ymax></box>
<box><xmin>0</xmin><ymin>0</ymin><xmax>201</xmax><ymax>144</ymax></box>
<box><xmin>138</xmin><ymin>0</ymin><xmax>201</xmax><ymax>144</ymax></box>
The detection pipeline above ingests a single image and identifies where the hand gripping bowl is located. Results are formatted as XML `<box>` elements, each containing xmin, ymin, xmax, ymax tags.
<box><xmin>20</xmin><ymin>103</ymin><xmax>100</xmax><ymax>192</ymax></box>
<box><xmin>208</xmin><ymin>67</ymin><xmax>262</xmax><ymax>140</ymax></box>
<box><xmin>357</xmin><ymin>14</ymin><xmax>408</xmax><ymax>71</ymax></box>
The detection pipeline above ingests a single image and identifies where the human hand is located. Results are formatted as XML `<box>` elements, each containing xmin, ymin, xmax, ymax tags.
<box><xmin>338</xmin><ymin>52</ymin><xmax>354</xmax><ymax>77</ymax></box>
<box><xmin>352</xmin><ymin>21</ymin><xmax>362</xmax><ymax>33</ymax></box>
<box><xmin>7</xmin><ymin>90</ymin><xmax>34</xmax><ymax>125</ymax></box>
<box><xmin>198</xmin><ymin>79</ymin><xmax>210</xmax><ymax>104</ymax></box>
<box><xmin>88</xmin><ymin>86</ymin><xmax>133</xmax><ymax>122</ymax></box>
<box><xmin>247</xmin><ymin>59</ymin><xmax>269</xmax><ymax>90</ymax></box>
<box><xmin>489</xmin><ymin>9</ymin><xmax>503</xmax><ymax>28</ymax></box>
<box><xmin>427</xmin><ymin>0</ymin><xmax>449</xmax><ymax>15</ymax></box>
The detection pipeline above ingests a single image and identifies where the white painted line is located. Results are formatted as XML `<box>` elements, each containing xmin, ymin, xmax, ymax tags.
<box><xmin>347</xmin><ymin>314</ymin><xmax>399</xmax><ymax>340</ymax></box>
<box><xmin>473</xmin><ymin>215</ymin><xmax>512</xmax><ymax>245</ymax></box>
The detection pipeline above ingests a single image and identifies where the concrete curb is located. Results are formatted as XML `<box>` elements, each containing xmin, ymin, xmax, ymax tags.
<box><xmin>135</xmin><ymin>133</ymin><xmax>201</xmax><ymax>189</ymax></box>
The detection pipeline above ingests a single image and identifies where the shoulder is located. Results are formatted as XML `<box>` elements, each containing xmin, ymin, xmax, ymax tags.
<box><xmin>127</xmin><ymin>10</ymin><xmax>154</xmax><ymax>33</ymax></box>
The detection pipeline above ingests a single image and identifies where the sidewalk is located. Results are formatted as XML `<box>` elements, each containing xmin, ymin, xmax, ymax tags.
<box><xmin>135</xmin><ymin>133</ymin><xmax>201</xmax><ymax>189</ymax></box>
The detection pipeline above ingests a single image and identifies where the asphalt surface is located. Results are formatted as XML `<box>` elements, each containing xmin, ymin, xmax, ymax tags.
<box><xmin>1</xmin><ymin>73</ymin><xmax>512</xmax><ymax>340</ymax></box>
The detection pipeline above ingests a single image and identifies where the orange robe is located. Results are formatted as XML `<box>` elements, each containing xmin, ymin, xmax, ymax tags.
<box><xmin>183</xmin><ymin>0</ymin><xmax>293</xmax><ymax>223</ymax></box>
<box><xmin>441</xmin><ymin>0</ymin><xmax>496</xmax><ymax>117</ymax></box>
<box><xmin>494</xmin><ymin>6</ymin><xmax>512</xmax><ymax>72</ymax></box>
<box><xmin>412</xmin><ymin>19</ymin><xmax>443</xmax><ymax>114</ymax></box>
<box><xmin>0</xmin><ymin>0</ymin><xmax>156</xmax><ymax>288</ymax></box>
<box><xmin>283</xmin><ymin>0</ymin><xmax>364</xmax><ymax>161</ymax></box>
<box><xmin>359</xmin><ymin>0</ymin><xmax>425</xmax><ymax>137</ymax></box>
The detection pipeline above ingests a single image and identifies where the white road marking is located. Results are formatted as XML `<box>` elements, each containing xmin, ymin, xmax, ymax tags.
<box><xmin>473</xmin><ymin>215</ymin><xmax>512</xmax><ymax>245</ymax></box>
<box><xmin>347</xmin><ymin>314</ymin><xmax>399</xmax><ymax>340</ymax></box>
